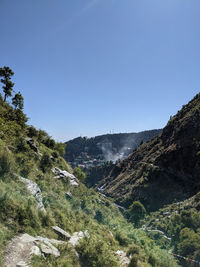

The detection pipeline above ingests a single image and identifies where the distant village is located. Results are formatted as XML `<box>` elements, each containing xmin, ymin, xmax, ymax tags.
<box><xmin>68</xmin><ymin>152</ymin><xmax>105</xmax><ymax>168</ymax></box>
<box><xmin>68</xmin><ymin>141</ymin><xmax>132</xmax><ymax>169</ymax></box>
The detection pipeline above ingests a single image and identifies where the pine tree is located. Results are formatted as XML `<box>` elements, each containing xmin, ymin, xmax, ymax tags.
<box><xmin>12</xmin><ymin>92</ymin><xmax>24</xmax><ymax>110</ymax></box>
<box><xmin>0</xmin><ymin>66</ymin><xmax>14</xmax><ymax>102</ymax></box>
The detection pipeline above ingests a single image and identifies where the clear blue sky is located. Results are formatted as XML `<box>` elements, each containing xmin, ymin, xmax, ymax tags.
<box><xmin>0</xmin><ymin>0</ymin><xmax>199</xmax><ymax>141</ymax></box>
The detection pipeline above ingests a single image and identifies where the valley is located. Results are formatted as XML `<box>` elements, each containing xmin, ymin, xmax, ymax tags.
<box><xmin>0</xmin><ymin>67</ymin><xmax>199</xmax><ymax>267</ymax></box>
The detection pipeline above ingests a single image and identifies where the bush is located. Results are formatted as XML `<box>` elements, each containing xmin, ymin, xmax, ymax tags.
<box><xmin>0</xmin><ymin>149</ymin><xmax>14</xmax><ymax>177</ymax></box>
<box><xmin>128</xmin><ymin>201</ymin><xmax>146</xmax><ymax>227</ymax></box>
<box><xmin>74</xmin><ymin>167</ymin><xmax>86</xmax><ymax>182</ymax></box>
<box><xmin>44</xmin><ymin>137</ymin><xmax>55</xmax><ymax>149</ymax></box>
<box><xmin>27</xmin><ymin>126</ymin><xmax>38</xmax><ymax>138</ymax></box>
<box><xmin>15</xmin><ymin>136</ymin><xmax>29</xmax><ymax>152</ymax></box>
<box><xmin>127</xmin><ymin>244</ymin><xmax>140</xmax><ymax>257</ymax></box>
<box><xmin>54</xmin><ymin>142</ymin><xmax>66</xmax><ymax>156</ymax></box>
<box><xmin>115</xmin><ymin>231</ymin><xmax>130</xmax><ymax>246</ymax></box>
<box><xmin>128</xmin><ymin>255</ymin><xmax>139</xmax><ymax>267</ymax></box>
<box><xmin>94</xmin><ymin>210</ymin><xmax>104</xmax><ymax>223</ymax></box>
<box><xmin>77</xmin><ymin>236</ymin><xmax>119</xmax><ymax>267</ymax></box>
<box><xmin>40</xmin><ymin>153</ymin><xmax>52</xmax><ymax>173</ymax></box>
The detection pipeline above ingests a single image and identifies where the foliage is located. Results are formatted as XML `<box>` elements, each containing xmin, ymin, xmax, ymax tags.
<box><xmin>115</xmin><ymin>230</ymin><xmax>130</xmax><ymax>246</ymax></box>
<box><xmin>12</xmin><ymin>92</ymin><xmax>24</xmax><ymax>110</ymax></box>
<box><xmin>0</xmin><ymin>149</ymin><xmax>14</xmax><ymax>177</ymax></box>
<box><xmin>0</xmin><ymin>66</ymin><xmax>14</xmax><ymax>101</ymax></box>
<box><xmin>73</xmin><ymin>167</ymin><xmax>86</xmax><ymax>182</ymax></box>
<box><xmin>54</xmin><ymin>142</ymin><xmax>66</xmax><ymax>156</ymax></box>
<box><xmin>178</xmin><ymin>228</ymin><xmax>200</xmax><ymax>257</ymax></box>
<box><xmin>40</xmin><ymin>153</ymin><xmax>52</xmax><ymax>172</ymax></box>
<box><xmin>129</xmin><ymin>201</ymin><xmax>146</xmax><ymax>226</ymax></box>
<box><xmin>27</xmin><ymin>126</ymin><xmax>38</xmax><ymax>138</ymax></box>
<box><xmin>77</xmin><ymin>236</ymin><xmax>120</xmax><ymax>267</ymax></box>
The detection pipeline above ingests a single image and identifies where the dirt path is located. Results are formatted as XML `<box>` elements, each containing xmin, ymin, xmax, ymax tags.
<box><xmin>3</xmin><ymin>234</ymin><xmax>40</xmax><ymax>267</ymax></box>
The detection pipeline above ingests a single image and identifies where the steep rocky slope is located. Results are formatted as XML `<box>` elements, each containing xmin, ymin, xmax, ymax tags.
<box><xmin>100</xmin><ymin>93</ymin><xmax>200</xmax><ymax>211</ymax></box>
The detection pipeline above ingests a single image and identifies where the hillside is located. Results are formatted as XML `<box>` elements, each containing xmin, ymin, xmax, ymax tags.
<box><xmin>100</xmin><ymin>93</ymin><xmax>200</xmax><ymax>211</ymax></box>
<box><xmin>65</xmin><ymin>130</ymin><xmax>162</xmax><ymax>168</ymax></box>
<box><xmin>0</xmin><ymin>68</ymin><xmax>178</xmax><ymax>267</ymax></box>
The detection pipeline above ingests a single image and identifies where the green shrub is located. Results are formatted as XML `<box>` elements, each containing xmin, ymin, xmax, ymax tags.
<box><xmin>77</xmin><ymin>236</ymin><xmax>119</xmax><ymax>267</ymax></box>
<box><xmin>54</xmin><ymin>142</ymin><xmax>66</xmax><ymax>156</ymax></box>
<box><xmin>15</xmin><ymin>136</ymin><xmax>29</xmax><ymax>152</ymax></box>
<box><xmin>115</xmin><ymin>231</ymin><xmax>130</xmax><ymax>246</ymax></box>
<box><xmin>27</xmin><ymin>126</ymin><xmax>38</xmax><ymax>138</ymax></box>
<box><xmin>94</xmin><ymin>210</ymin><xmax>104</xmax><ymax>223</ymax></box>
<box><xmin>74</xmin><ymin>167</ymin><xmax>86</xmax><ymax>182</ymax></box>
<box><xmin>127</xmin><ymin>244</ymin><xmax>140</xmax><ymax>257</ymax></box>
<box><xmin>40</xmin><ymin>153</ymin><xmax>52</xmax><ymax>173</ymax></box>
<box><xmin>128</xmin><ymin>201</ymin><xmax>146</xmax><ymax>227</ymax></box>
<box><xmin>0</xmin><ymin>149</ymin><xmax>14</xmax><ymax>177</ymax></box>
<box><xmin>44</xmin><ymin>137</ymin><xmax>56</xmax><ymax>149</ymax></box>
<box><xmin>128</xmin><ymin>255</ymin><xmax>139</xmax><ymax>267</ymax></box>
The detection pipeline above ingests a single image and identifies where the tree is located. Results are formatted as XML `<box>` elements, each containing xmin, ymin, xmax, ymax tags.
<box><xmin>178</xmin><ymin>228</ymin><xmax>200</xmax><ymax>256</ymax></box>
<box><xmin>129</xmin><ymin>201</ymin><xmax>146</xmax><ymax>226</ymax></box>
<box><xmin>54</xmin><ymin>142</ymin><xmax>66</xmax><ymax>156</ymax></box>
<box><xmin>0</xmin><ymin>66</ymin><xmax>14</xmax><ymax>102</ymax></box>
<box><xmin>27</xmin><ymin>126</ymin><xmax>38</xmax><ymax>138</ymax></box>
<box><xmin>73</xmin><ymin>167</ymin><xmax>86</xmax><ymax>182</ymax></box>
<box><xmin>12</xmin><ymin>92</ymin><xmax>24</xmax><ymax>110</ymax></box>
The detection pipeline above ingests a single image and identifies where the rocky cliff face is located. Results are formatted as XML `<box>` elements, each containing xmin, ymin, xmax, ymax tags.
<box><xmin>101</xmin><ymin>93</ymin><xmax>200</xmax><ymax>211</ymax></box>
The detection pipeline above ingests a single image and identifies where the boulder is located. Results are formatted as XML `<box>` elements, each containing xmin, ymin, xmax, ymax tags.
<box><xmin>52</xmin><ymin>226</ymin><xmax>71</xmax><ymax>240</ymax></box>
<box><xmin>17</xmin><ymin>175</ymin><xmax>45</xmax><ymax>212</ymax></box>
<box><xmin>115</xmin><ymin>250</ymin><xmax>130</xmax><ymax>266</ymax></box>
<box><xmin>25</xmin><ymin>138</ymin><xmax>38</xmax><ymax>153</ymax></box>
<box><xmin>40</xmin><ymin>242</ymin><xmax>60</xmax><ymax>258</ymax></box>
<box><xmin>69</xmin><ymin>230</ymin><xmax>90</xmax><ymax>246</ymax></box>
<box><xmin>35</xmin><ymin>236</ymin><xmax>67</xmax><ymax>245</ymax></box>
<box><xmin>52</xmin><ymin>167</ymin><xmax>79</xmax><ymax>187</ymax></box>
<box><xmin>30</xmin><ymin>246</ymin><xmax>41</xmax><ymax>256</ymax></box>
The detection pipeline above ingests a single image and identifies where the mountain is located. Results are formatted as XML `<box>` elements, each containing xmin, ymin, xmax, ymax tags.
<box><xmin>100</xmin><ymin>93</ymin><xmax>200</xmax><ymax>211</ymax></box>
<box><xmin>65</xmin><ymin>130</ymin><xmax>162</xmax><ymax>168</ymax></box>
<box><xmin>0</xmin><ymin>69</ymin><xmax>178</xmax><ymax>267</ymax></box>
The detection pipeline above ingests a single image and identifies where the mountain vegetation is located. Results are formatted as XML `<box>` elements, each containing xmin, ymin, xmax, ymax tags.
<box><xmin>96</xmin><ymin>93</ymin><xmax>200</xmax><ymax>266</ymax></box>
<box><xmin>0</xmin><ymin>67</ymin><xmax>179</xmax><ymax>266</ymax></box>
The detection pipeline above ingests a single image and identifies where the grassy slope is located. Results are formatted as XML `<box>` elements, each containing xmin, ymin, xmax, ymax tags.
<box><xmin>0</xmin><ymin>96</ymin><xmax>178</xmax><ymax>267</ymax></box>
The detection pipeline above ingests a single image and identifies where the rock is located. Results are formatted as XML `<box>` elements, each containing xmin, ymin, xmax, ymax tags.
<box><xmin>17</xmin><ymin>175</ymin><xmax>46</xmax><ymax>212</ymax></box>
<box><xmin>35</xmin><ymin>236</ymin><xmax>67</xmax><ymax>245</ymax></box>
<box><xmin>70</xmin><ymin>180</ymin><xmax>79</xmax><ymax>186</ymax></box>
<box><xmin>52</xmin><ymin>226</ymin><xmax>71</xmax><ymax>240</ymax></box>
<box><xmin>69</xmin><ymin>230</ymin><xmax>90</xmax><ymax>246</ymax></box>
<box><xmin>19</xmin><ymin>233</ymin><xmax>37</xmax><ymax>243</ymax></box>
<box><xmin>30</xmin><ymin>246</ymin><xmax>41</xmax><ymax>256</ymax></box>
<box><xmin>84</xmin><ymin>230</ymin><xmax>90</xmax><ymax>239</ymax></box>
<box><xmin>115</xmin><ymin>250</ymin><xmax>130</xmax><ymax>266</ymax></box>
<box><xmin>52</xmin><ymin>167</ymin><xmax>79</xmax><ymax>187</ymax></box>
<box><xmin>163</xmin><ymin>212</ymin><xmax>170</xmax><ymax>216</ymax></box>
<box><xmin>3</xmin><ymin>233</ymin><xmax>68</xmax><ymax>267</ymax></box>
<box><xmin>65</xmin><ymin>192</ymin><xmax>72</xmax><ymax>199</ymax></box>
<box><xmin>26</xmin><ymin>138</ymin><xmax>38</xmax><ymax>153</ymax></box>
<box><xmin>16</xmin><ymin>261</ymin><xmax>29</xmax><ymax>267</ymax></box>
<box><xmin>40</xmin><ymin>242</ymin><xmax>60</xmax><ymax>258</ymax></box>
